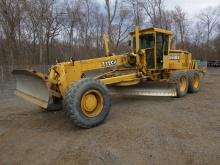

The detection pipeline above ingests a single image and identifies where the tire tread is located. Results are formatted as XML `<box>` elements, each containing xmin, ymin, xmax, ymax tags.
<box><xmin>63</xmin><ymin>78</ymin><xmax>110</xmax><ymax>128</ymax></box>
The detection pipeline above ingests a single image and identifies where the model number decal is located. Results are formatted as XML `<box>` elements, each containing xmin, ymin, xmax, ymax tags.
<box><xmin>102</xmin><ymin>60</ymin><xmax>117</xmax><ymax>67</ymax></box>
<box><xmin>169</xmin><ymin>55</ymin><xmax>180</xmax><ymax>60</ymax></box>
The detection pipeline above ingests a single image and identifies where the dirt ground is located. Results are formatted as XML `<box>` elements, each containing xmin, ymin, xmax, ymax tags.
<box><xmin>0</xmin><ymin>68</ymin><xmax>220</xmax><ymax>165</ymax></box>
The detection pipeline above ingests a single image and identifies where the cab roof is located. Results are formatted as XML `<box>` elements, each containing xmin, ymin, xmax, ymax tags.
<box><xmin>130</xmin><ymin>27</ymin><xmax>174</xmax><ymax>36</ymax></box>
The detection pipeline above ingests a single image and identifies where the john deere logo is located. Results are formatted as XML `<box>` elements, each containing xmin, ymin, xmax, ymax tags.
<box><xmin>102</xmin><ymin>60</ymin><xmax>117</xmax><ymax>67</ymax></box>
<box><xmin>169</xmin><ymin>55</ymin><xmax>180</xmax><ymax>60</ymax></box>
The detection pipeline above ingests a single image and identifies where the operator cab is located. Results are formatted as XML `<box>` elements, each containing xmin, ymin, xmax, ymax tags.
<box><xmin>130</xmin><ymin>28</ymin><xmax>173</xmax><ymax>69</ymax></box>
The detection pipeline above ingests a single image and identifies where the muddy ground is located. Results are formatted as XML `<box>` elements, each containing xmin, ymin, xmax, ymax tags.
<box><xmin>0</xmin><ymin>68</ymin><xmax>220</xmax><ymax>165</ymax></box>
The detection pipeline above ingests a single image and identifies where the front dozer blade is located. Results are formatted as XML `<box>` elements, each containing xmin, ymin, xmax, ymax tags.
<box><xmin>109</xmin><ymin>81</ymin><xmax>177</xmax><ymax>97</ymax></box>
<box><xmin>12</xmin><ymin>70</ymin><xmax>50</xmax><ymax>108</ymax></box>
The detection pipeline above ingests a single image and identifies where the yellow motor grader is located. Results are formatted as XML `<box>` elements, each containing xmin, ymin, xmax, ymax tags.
<box><xmin>13</xmin><ymin>27</ymin><xmax>203</xmax><ymax>128</ymax></box>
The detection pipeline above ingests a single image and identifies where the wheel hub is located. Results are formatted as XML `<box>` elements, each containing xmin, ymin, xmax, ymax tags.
<box><xmin>193</xmin><ymin>75</ymin><xmax>200</xmax><ymax>88</ymax></box>
<box><xmin>83</xmin><ymin>94</ymin><xmax>97</xmax><ymax>112</ymax></box>
<box><xmin>179</xmin><ymin>77</ymin><xmax>187</xmax><ymax>92</ymax></box>
<box><xmin>81</xmin><ymin>90</ymin><xmax>104</xmax><ymax>117</ymax></box>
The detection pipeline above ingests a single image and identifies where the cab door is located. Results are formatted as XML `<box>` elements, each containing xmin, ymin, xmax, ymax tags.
<box><xmin>139</xmin><ymin>33</ymin><xmax>155</xmax><ymax>69</ymax></box>
<box><xmin>156</xmin><ymin>33</ymin><xmax>169</xmax><ymax>69</ymax></box>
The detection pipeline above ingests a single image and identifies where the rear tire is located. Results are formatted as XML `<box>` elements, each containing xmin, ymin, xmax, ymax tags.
<box><xmin>63</xmin><ymin>78</ymin><xmax>111</xmax><ymax>128</ymax></box>
<box><xmin>169</xmin><ymin>71</ymin><xmax>189</xmax><ymax>98</ymax></box>
<box><xmin>188</xmin><ymin>70</ymin><xmax>200</xmax><ymax>93</ymax></box>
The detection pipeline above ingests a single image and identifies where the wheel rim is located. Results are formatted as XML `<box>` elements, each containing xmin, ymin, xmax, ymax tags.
<box><xmin>193</xmin><ymin>74</ymin><xmax>200</xmax><ymax>89</ymax></box>
<box><xmin>179</xmin><ymin>76</ymin><xmax>187</xmax><ymax>92</ymax></box>
<box><xmin>81</xmin><ymin>90</ymin><xmax>104</xmax><ymax>117</ymax></box>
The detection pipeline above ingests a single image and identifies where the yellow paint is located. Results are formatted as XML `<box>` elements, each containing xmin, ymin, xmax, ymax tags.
<box><xmin>103</xmin><ymin>32</ymin><xmax>110</xmax><ymax>56</ymax></box>
<box><xmin>193</xmin><ymin>74</ymin><xmax>200</xmax><ymax>89</ymax></box>
<box><xmin>81</xmin><ymin>90</ymin><xmax>103</xmax><ymax>117</ymax></box>
<box><xmin>100</xmin><ymin>73</ymin><xmax>139</xmax><ymax>85</ymax></box>
<box><xmin>45</xmin><ymin>27</ymin><xmax>200</xmax><ymax>96</ymax></box>
<box><xmin>135</xmin><ymin>26</ymin><xmax>140</xmax><ymax>53</ymax></box>
<box><xmin>179</xmin><ymin>76</ymin><xmax>187</xmax><ymax>92</ymax></box>
<box><xmin>18</xmin><ymin>27</ymin><xmax>201</xmax><ymax>101</ymax></box>
<box><xmin>130</xmin><ymin>27</ymin><xmax>173</xmax><ymax>36</ymax></box>
<box><xmin>154</xmin><ymin>32</ymin><xmax>157</xmax><ymax>69</ymax></box>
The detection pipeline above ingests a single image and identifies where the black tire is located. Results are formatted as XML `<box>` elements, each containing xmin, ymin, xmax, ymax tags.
<box><xmin>188</xmin><ymin>70</ymin><xmax>200</xmax><ymax>93</ymax></box>
<box><xmin>42</xmin><ymin>97</ymin><xmax>63</xmax><ymax>111</ymax></box>
<box><xmin>169</xmin><ymin>71</ymin><xmax>189</xmax><ymax>98</ymax></box>
<box><xmin>63</xmin><ymin>78</ymin><xmax>111</xmax><ymax>128</ymax></box>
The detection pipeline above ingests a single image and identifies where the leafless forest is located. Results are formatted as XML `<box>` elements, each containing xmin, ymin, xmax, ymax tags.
<box><xmin>0</xmin><ymin>0</ymin><xmax>220</xmax><ymax>76</ymax></box>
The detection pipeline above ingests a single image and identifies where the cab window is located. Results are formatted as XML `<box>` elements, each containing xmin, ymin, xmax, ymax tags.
<box><xmin>156</xmin><ymin>33</ymin><xmax>169</xmax><ymax>55</ymax></box>
<box><xmin>133</xmin><ymin>34</ymin><xmax>155</xmax><ymax>49</ymax></box>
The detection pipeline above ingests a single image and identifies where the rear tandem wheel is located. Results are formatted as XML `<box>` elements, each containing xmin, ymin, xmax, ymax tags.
<box><xmin>169</xmin><ymin>71</ymin><xmax>189</xmax><ymax>98</ymax></box>
<box><xmin>188</xmin><ymin>70</ymin><xmax>200</xmax><ymax>93</ymax></box>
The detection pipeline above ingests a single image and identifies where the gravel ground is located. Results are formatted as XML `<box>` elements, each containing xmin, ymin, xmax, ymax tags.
<box><xmin>0</xmin><ymin>68</ymin><xmax>220</xmax><ymax>165</ymax></box>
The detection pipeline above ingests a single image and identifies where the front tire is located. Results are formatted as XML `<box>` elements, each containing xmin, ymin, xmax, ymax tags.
<box><xmin>63</xmin><ymin>78</ymin><xmax>111</xmax><ymax>128</ymax></box>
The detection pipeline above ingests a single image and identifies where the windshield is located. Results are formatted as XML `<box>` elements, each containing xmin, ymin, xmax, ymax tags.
<box><xmin>133</xmin><ymin>34</ymin><xmax>155</xmax><ymax>49</ymax></box>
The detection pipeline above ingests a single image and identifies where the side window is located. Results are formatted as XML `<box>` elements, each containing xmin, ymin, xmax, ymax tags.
<box><xmin>163</xmin><ymin>35</ymin><xmax>169</xmax><ymax>55</ymax></box>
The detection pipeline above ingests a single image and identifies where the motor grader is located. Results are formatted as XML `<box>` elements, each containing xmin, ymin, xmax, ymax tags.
<box><xmin>13</xmin><ymin>27</ymin><xmax>203</xmax><ymax>128</ymax></box>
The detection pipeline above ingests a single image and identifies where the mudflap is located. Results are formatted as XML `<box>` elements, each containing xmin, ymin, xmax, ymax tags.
<box><xmin>109</xmin><ymin>81</ymin><xmax>177</xmax><ymax>97</ymax></box>
<box><xmin>12</xmin><ymin>70</ymin><xmax>50</xmax><ymax>109</ymax></box>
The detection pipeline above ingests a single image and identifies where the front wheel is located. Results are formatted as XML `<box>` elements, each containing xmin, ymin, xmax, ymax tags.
<box><xmin>63</xmin><ymin>78</ymin><xmax>111</xmax><ymax>128</ymax></box>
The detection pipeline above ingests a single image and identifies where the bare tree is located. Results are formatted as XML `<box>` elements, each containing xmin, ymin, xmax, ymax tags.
<box><xmin>105</xmin><ymin>0</ymin><xmax>118</xmax><ymax>45</ymax></box>
<box><xmin>94</xmin><ymin>10</ymin><xmax>105</xmax><ymax>56</ymax></box>
<box><xmin>198</xmin><ymin>6</ymin><xmax>220</xmax><ymax>59</ymax></box>
<box><xmin>171</xmin><ymin>6</ymin><xmax>189</xmax><ymax>49</ymax></box>
<box><xmin>142</xmin><ymin>0</ymin><xmax>165</xmax><ymax>28</ymax></box>
<box><xmin>63</xmin><ymin>0</ymin><xmax>81</xmax><ymax>57</ymax></box>
<box><xmin>23</xmin><ymin>0</ymin><xmax>57</xmax><ymax>64</ymax></box>
<box><xmin>0</xmin><ymin>0</ymin><xmax>23</xmax><ymax>65</ymax></box>
<box><xmin>113</xmin><ymin>7</ymin><xmax>133</xmax><ymax>51</ymax></box>
<box><xmin>0</xmin><ymin>0</ymin><xmax>220</xmax><ymax>79</ymax></box>
<box><xmin>125</xmin><ymin>0</ymin><xmax>142</xmax><ymax>26</ymax></box>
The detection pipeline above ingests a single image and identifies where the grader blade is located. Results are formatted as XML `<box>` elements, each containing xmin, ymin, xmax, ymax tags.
<box><xmin>109</xmin><ymin>82</ymin><xmax>177</xmax><ymax>97</ymax></box>
<box><xmin>12</xmin><ymin>70</ymin><xmax>50</xmax><ymax>108</ymax></box>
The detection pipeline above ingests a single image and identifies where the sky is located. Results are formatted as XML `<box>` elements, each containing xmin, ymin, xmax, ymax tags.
<box><xmin>166</xmin><ymin>0</ymin><xmax>220</xmax><ymax>15</ymax></box>
<box><xmin>95</xmin><ymin>0</ymin><xmax>220</xmax><ymax>16</ymax></box>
